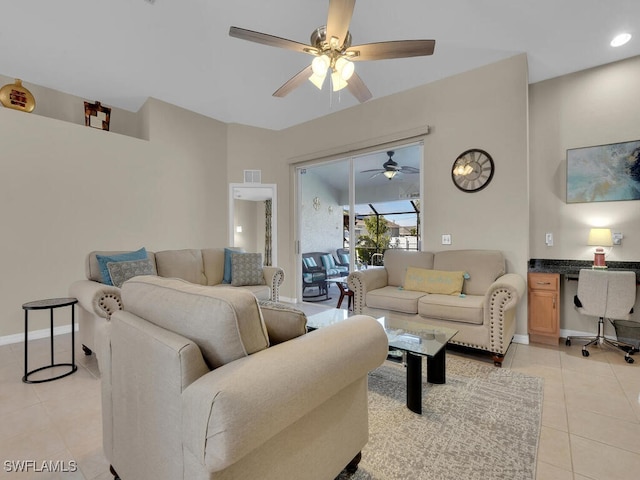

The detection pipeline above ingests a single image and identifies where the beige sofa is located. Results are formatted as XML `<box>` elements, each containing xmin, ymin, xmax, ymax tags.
<box><xmin>69</xmin><ymin>248</ymin><xmax>284</xmax><ymax>361</ymax></box>
<box><xmin>100</xmin><ymin>276</ymin><xmax>388</xmax><ymax>480</ymax></box>
<box><xmin>348</xmin><ymin>249</ymin><xmax>525</xmax><ymax>365</ymax></box>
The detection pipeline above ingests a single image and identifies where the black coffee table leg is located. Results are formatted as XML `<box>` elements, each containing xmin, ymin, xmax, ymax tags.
<box><xmin>406</xmin><ymin>352</ymin><xmax>422</xmax><ymax>414</ymax></box>
<box><xmin>426</xmin><ymin>346</ymin><xmax>446</xmax><ymax>384</ymax></box>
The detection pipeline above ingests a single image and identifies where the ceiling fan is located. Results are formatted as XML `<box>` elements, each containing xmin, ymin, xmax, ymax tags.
<box><xmin>229</xmin><ymin>0</ymin><xmax>435</xmax><ymax>103</ymax></box>
<box><xmin>361</xmin><ymin>151</ymin><xmax>420</xmax><ymax>180</ymax></box>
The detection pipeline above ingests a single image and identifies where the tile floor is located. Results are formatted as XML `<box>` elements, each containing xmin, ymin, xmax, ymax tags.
<box><xmin>1</xmin><ymin>311</ymin><xmax>639</xmax><ymax>480</ymax></box>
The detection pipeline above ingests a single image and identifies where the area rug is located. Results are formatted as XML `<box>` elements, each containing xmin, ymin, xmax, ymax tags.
<box><xmin>338</xmin><ymin>355</ymin><xmax>544</xmax><ymax>480</ymax></box>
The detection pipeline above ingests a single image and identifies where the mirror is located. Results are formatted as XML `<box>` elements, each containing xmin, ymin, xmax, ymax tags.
<box><xmin>228</xmin><ymin>183</ymin><xmax>277</xmax><ymax>266</ymax></box>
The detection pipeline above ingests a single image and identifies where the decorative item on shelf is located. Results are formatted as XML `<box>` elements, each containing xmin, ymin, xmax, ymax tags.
<box><xmin>451</xmin><ymin>148</ymin><xmax>494</xmax><ymax>192</ymax></box>
<box><xmin>0</xmin><ymin>79</ymin><xmax>36</xmax><ymax>112</ymax></box>
<box><xmin>587</xmin><ymin>228</ymin><xmax>613</xmax><ymax>268</ymax></box>
<box><xmin>84</xmin><ymin>101</ymin><xmax>111</xmax><ymax>131</ymax></box>
<box><xmin>313</xmin><ymin>196</ymin><xmax>321</xmax><ymax>211</ymax></box>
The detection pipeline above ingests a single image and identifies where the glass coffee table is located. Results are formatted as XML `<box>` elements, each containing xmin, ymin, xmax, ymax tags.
<box><xmin>307</xmin><ymin>309</ymin><xmax>458</xmax><ymax>414</ymax></box>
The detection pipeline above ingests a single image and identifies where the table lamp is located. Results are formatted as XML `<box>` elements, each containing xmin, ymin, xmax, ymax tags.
<box><xmin>587</xmin><ymin>228</ymin><xmax>613</xmax><ymax>268</ymax></box>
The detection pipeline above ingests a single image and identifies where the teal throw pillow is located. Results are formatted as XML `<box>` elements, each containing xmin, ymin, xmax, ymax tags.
<box><xmin>96</xmin><ymin>248</ymin><xmax>148</xmax><ymax>286</ymax></box>
<box><xmin>223</xmin><ymin>247</ymin><xmax>244</xmax><ymax>284</ymax></box>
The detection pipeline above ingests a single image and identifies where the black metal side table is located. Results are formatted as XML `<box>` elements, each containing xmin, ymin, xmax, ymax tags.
<box><xmin>22</xmin><ymin>297</ymin><xmax>78</xmax><ymax>383</ymax></box>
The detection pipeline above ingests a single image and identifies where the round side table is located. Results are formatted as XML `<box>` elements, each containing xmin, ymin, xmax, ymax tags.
<box><xmin>22</xmin><ymin>297</ymin><xmax>78</xmax><ymax>383</ymax></box>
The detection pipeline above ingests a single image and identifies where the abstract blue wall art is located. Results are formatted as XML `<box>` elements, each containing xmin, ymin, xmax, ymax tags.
<box><xmin>567</xmin><ymin>139</ymin><xmax>640</xmax><ymax>203</ymax></box>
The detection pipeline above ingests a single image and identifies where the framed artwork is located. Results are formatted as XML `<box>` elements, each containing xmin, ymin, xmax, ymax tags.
<box><xmin>84</xmin><ymin>101</ymin><xmax>111</xmax><ymax>131</ymax></box>
<box><xmin>566</xmin><ymin>139</ymin><xmax>640</xmax><ymax>203</ymax></box>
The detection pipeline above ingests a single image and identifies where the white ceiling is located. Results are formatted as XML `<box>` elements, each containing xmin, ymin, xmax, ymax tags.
<box><xmin>2</xmin><ymin>0</ymin><xmax>639</xmax><ymax>130</ymax></box>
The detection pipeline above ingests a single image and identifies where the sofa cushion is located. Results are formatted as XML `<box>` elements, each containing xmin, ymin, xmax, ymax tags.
<box><xmin>95</xmin><ymin>247</ymin><xmax>149</xmax><ymax>285</ymax></box>
<box><xmin>201</xmin><ymin>248</ymin><xmax>226</xmax><ymax>286</ymax></box>
<box><xmin>120</xmin><ymin>276</ymin><xmax>270</xmax><ymax>369</ymax></box>
<box><xmin>107</xmin><ymin>258</ymin><xmax>157</xmax><ymax>288</ymax></box>
<box><xmin>366</xmin><ymin>286</ymin><xmax>426</xmax><ymax>314</ymax></box>
<box><xmin>155</xmin><ymin>249</ymin><xmax>207</xmax><ymax>285</ymax></box>
<box><xmin>433</xmin><ymin>250</ymin><xmax>505</xmax><ymax>296</ymax></box>
<box><xmin>383</xmin><ymin>250</ymin><xmax>434</xmax><ymax>287</ymax></box>
<box><xmin>231</xmin><ymin>253</ymin><xmax>265</xmax><ymax>286</ymax></box>
<box><xmin>404</xmin><ymin>267</ymin><xmax>466</xmax><ymax>295</ymax></box>
<box><xmin>418</xmin><ymin>293</ymin><xmax>485</xmax><ymax>325</ymax></box>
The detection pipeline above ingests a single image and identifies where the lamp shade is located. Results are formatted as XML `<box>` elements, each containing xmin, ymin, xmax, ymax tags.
<box><xmin>587</xmin><ymin>228</ymin><xmax>613</xmax><ymax>247</ymax></box>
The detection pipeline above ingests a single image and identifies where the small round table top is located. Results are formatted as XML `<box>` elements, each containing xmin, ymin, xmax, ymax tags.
<box><xmin>22</xmin><ymin>298</ymin><xmax>78</xmax><ymax>310</ymax></box>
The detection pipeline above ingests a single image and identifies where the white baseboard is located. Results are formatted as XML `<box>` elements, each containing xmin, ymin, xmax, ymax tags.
<box><xmin>513</xmin><ymin>334</ymin><xmax>529</xmax><ymax>345</ymax></box>
<box><xmin>0</xmin><ymin>324</ymin><xmax>78</xmax><ymax>347</ymax></box>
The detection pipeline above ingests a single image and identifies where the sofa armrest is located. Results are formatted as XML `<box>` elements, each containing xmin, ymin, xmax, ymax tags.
<box><xmin>485</xmin><ymin>273</ymin><xmax>526</xmax><ymax>355</ymax></box>
<box><xmin>262</xmin><ymin>266</ymin><xmax>284</xmax><ymax>302</ymax></box>
<box><xmin>69</xmin><ymin>280</ymin><xmax>123</xmax><ymax>319</ymax></box>
<box><xmin>258</xmin><ymin>301</ymin><xmax>307</xmax><ymax>345</ymax></box>
<box><xmin>182</xmin><ymin>315</ymin><xmax>388</xmax><ymax>473</ymax></box>
<box><xmin>347</xmin><ymin>268</ymin><xmax>389</xmax><ymax>314</ymax></box>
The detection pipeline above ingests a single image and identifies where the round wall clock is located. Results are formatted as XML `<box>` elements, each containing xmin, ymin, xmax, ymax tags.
<box><xmin>451</xmin><ymin>149</ymin><xmax>494</xmax><ymax>192</ymax></box>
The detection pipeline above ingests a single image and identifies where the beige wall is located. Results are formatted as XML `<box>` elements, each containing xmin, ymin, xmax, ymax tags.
<box><xmin>275</xmin><ymin>54</ymin><xmax>530</xmax><ymax>335</ymax></box>
<box><xmin>529</xmin><ymin>55</ymin><xmax>640</xmax><ymax>335</ymax></box>
<box><xmin>0</xmin><ymin>98</ymin><xmax>227</xmax><ymax>339</ymax></box>
<box><xmin>7</xmin><ymin>52</ymin><xmax>639</xmax><ymax>342</ymax></box>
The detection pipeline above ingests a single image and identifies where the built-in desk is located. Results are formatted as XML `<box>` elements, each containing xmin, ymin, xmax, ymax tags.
<box><xmin>527</xmin><ymin>259</ymin><xmax>640</xmax><ymax>345</ymax></box>
<box><xmin>528</xmin><ymin>259</ymin><xmax>640</xmax><ymax>281</ymax></box>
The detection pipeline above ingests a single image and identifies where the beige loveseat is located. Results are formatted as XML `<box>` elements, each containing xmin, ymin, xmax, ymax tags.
<box><xmin>100</xmin><ymin>276</ymin><xmax>388</xmax><ymax>480</ymax></box>
<box><xmin>348</xmin><ymin>249</ymin><xmax>525</xmax><ymax>365</ymax></box>
<box><xmin>69</xmin><ymin>248</ymin><xmax>284</xmax><ymax>361</ymax></box>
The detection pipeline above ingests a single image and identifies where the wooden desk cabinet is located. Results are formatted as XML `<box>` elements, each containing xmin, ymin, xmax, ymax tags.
<box><xmin>528</xmin><ymin>272</ymin><xmax>560</xmax><ymax>345</ymax></box>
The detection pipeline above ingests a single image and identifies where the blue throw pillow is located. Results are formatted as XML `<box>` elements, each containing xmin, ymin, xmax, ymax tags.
<box><xmin>223</xmin><ymin>247</ymin><xmax>244</xmax><ymax>284</ymax></box>
<box><xmin>96</xmin><ymin>247</ymin><xmax>148</xmax><ymax>286</ymax></box>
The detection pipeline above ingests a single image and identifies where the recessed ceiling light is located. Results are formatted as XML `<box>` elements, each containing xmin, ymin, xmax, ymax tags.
<box><xmin>611</xmin><ymin>33</ymin><xmax>632</xmax><ymax>47</ymax></box>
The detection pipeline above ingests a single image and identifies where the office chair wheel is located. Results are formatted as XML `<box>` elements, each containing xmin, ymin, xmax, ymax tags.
<box><xmin>582</xmin><ymin>349</ymin><xmax>589</xmax><ymax>357</ymax></box>
<box><xmin>625</xmin><ymin>356</ymin><xmax>634</xmax><ymax>364</ymax></box>
<box><xmin>565</xmin><ymin>339</ymin><xmax>571</xmax><ymax>346</ymax></box>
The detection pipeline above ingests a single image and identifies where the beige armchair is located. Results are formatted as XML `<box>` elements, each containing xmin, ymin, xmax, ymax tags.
<box><xmin>99</xmin><ymin>276</ymin><xmax>388</xmax><ymax>480</ymax></box>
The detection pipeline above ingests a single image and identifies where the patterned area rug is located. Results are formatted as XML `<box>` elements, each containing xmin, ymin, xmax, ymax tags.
<box><xmin>338</xmin><ymin>355</ymin><xmax>543</xmax><ymax>480</ymax></box>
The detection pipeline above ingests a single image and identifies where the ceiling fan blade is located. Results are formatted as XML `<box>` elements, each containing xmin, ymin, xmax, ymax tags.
<box><xmin>273</xmin><ymin>65</ymin><xmax>314</xmax><ymax>98</ymax></box>
<box><xmin>346</xmin><ymin>72</ymin><xmax>373</xmax><ymax>103</ymax></box>
<box><xmin>229</xmin><ymin>26</ymin><xmax>319</xmax><ymax>55</ymax></box>
<box><xmin>368</xmin><ymin>172</ymin><xmax>383</xmax><ymax>179</ymax></box>
<box><xmin>360</xmin><ymin>168</ymin><xmax>384</xmax><ymax>173</ymax></box>
<box><xmin>346</xmin><ymin>40</ymin><xmax>435</xmax><ymax>61</ymax></box>
<box><xmin>326</xmin><ymin>0</ymin><xmax>356</xmax><ymax>48</ymax></box>
<box><xmin>400</xmin><ymin>166</ymin><xmax>420</xmax><ymax>174</ymax></box>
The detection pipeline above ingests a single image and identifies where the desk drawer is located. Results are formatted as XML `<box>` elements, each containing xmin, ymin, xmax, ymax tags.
<box><xmin>528</xmin><ymin>273</ymin><xmax>558</xmax><ymax>291</ymax></box>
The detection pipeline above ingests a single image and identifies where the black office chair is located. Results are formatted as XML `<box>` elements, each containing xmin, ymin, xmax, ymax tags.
<box><xmin>566</xmin><ymin>269</ymin><xmax>638</xmax><ymax>364</ymax></box>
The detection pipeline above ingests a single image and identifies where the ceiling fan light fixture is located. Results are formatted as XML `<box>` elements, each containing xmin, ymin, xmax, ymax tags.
<box><xmin>311</xmin><ymin>54</ymin><xmax>330</xmax><ymax>75</ymax></box>
<box><xmin>335</xmin><ymin>56</ymin><xmax>354</xmax><ymax>80</ymax></box>
<box><xmin>383</xmin><ymin>170</ymin><xmax>397</xmax><ymax>179</ymax></box>
<box><xmin>309</xmin><ymin>72</ymin><xmax>327</xmax><ymax>90</ymax></box>
<box><xmin>331</xmin><ymin>70</ymin><xmax>348</xmax><ymax>91</ymax></box>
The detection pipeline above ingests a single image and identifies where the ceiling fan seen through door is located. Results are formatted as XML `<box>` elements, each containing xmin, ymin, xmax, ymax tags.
<box><xmin>229</xmin><ymin>0</ymin><xmax>436</xmax><ymax>102</ymax></box>
<box><xmin>361</xmin><ymin>151</ymin><xmax>419</xmax><ymax>180</ymax></box>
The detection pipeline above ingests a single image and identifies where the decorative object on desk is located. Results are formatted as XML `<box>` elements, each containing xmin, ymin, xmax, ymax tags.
<box><xmin>587</xmin><ymin>228</ymin><xmax>613</xmax><ymax>268</ymax></box>
<box><xmin>0</xmin><ymin>79</ymin><xmax>36</xmax><ymax>112</ymax></box>
<box><xmin>84</xmin><ymin>101</ymin><xmax>111</xmax><ymax>131</ymax></box>
<box><xmin>451</xmin><ymin>148</ymin><xmax>494</xmax><ymax>192</ymax></box>
<box><xmin>567</xmin><ymin>139</ymin><xmax>640</xmax><ymax>203</ymax></box>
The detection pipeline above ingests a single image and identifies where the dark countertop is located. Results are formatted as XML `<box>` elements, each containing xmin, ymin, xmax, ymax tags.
<box><xmin>529</xmin><ymin>258</ymin><xmax>640</xmax><ymax>280</ymax></box>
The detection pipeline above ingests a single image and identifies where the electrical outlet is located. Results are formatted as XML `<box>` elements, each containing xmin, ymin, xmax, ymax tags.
<box><xmin>545</xmin><ymin>233</ymin><xmax>553</xmax><ymax>246</ymax></box>
<box><xmin>442</xmin><ymin>234</ymin><xmax>452</xmax><ymax>245</ymax></box>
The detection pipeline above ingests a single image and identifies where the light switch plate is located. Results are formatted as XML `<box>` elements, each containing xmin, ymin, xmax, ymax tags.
<box><xmin>442</xmin><ymin>234</ymin><xmax>452</xmax><ymax>245</ymax></box>
<box><xmin>612</xmin><ymin>232</ymin><xmax>623</xmax><ymax>245</ymax></box>
<box><xmin>545</xmin><ymin>233</ymin><xmax>553</xmax><ymax>246</ymax></box>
